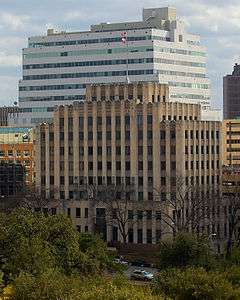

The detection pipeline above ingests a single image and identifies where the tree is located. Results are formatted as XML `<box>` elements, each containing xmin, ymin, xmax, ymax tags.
<box><xmin>153</xmin><ymin>176</ymin><xmax>220</xmax><ymax>236</ymax></box>
<box><xmin>82</xmin><ymin>183</ymin><xmax>149</xmax><ymax>244</ymax></box>
<box><xmin>0</xmin><ymin>209</ymin><xmax>109</xmax><ymax>279</ymax></box>
<box><xmin>0</xmin><ymin>185</ymin><xmax>50</xmax><ymax>213</ymax></box>
<box><xmin>153</xmin><ymin>267</ymin><xmax>240</xmax><ymax>300</ymax></box>
<box><xmin>223</xmin><ymin>192</ymin><xmax>240</xmax><ymax>258</ymax></box>
<box><xmin>158</xmin><ymin>232</ymin><xmax>215</xmax><ymax>269</ymax></box>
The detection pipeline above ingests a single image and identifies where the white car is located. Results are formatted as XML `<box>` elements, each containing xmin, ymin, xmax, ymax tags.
<box><xmin>113</xmin><ymin>258</ymin><xmax>128</xmax><ymax>266</ymax></box>
<box><xmin>131</xmin><ymin>270</ymin><xmax>154</xmax><ymax>281</ymax></box>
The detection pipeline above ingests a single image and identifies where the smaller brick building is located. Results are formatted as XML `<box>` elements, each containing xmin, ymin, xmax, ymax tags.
<box><xmin>0</xmin><ymin>127</ymin><xmax>34</xmax><ymax>184</ymax></box>
<box><xmin>0</xmin><ymin>161</ymin><xmax>25</xmax><ymax>197</ymax></box>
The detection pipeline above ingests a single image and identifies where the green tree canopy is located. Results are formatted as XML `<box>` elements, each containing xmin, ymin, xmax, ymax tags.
<box><xmin>158</xmin><ymin>232</ymin><xmax>215</xmax><ymax>269</ymax></box>
<box><xmin>153</xmin><ymin>267</ymin><xmax>240</xmax><ymax>300</ymax></box>
<box><xmin>0</xmin><ymin>209</ymin><xmax>109</xmax><ymax>279</ymax></box>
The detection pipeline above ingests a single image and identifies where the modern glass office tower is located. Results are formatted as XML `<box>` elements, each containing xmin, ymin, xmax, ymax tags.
<box><xmin>15</xmin><ymin>7</ymin><xmax>211</xmax><ymax>125</ymax></box>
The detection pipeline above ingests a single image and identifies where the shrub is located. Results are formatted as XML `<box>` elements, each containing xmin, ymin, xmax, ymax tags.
<box><xmin>158</xmin><ymin>232</ymin><xmax>215</xmax><ymax>269</ymax></box>
<box><xmin>227</xmin><ymin>244</ymin><xmax>240</xmax><ymax>266</ymax></box>
<box><xmin>153</xmin><ymin>267</ymin><xmax>240</xmax><ymax>300</ymax></box>
<box><xmin>0</xmin><ymin>271</ymin><xmax>3</xmax><ymax>296</ymax></box>
<box><xmin>11</xmin><ymin>270</ymin><xmax>74</xmax><ymax>300</ymax></box>
<box><xmin>224</xmin><ymin>265</ymin><xmax>240</xmax><ymax>287</ymax></box>
<box><xmin>11</xmin><ymin>270</ymin><xmax>162</xmax><ymax>300</ymax></box>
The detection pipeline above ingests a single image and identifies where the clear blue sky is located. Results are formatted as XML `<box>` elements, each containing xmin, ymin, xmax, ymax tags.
<box><xmin>0</xmin><ymin>0</ymin><xmax>239</xmax><ymax>108</ymax></box>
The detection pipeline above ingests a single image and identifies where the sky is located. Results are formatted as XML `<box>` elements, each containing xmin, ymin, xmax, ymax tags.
<box><xmin>0</xmin><ymin>0</ymin><xmax>240</xmax><ymax>109</ymax></box>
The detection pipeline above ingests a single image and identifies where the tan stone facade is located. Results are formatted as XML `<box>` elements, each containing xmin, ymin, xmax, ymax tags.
<box><xmin>222</xmin><ymin>120</ymin><xmax>240</xmax><ymax>167</ymax></box>
<box><xmin>35</xmin><ymin>83</ymin><xmax>222</xmax><ymax>244</ymax></box>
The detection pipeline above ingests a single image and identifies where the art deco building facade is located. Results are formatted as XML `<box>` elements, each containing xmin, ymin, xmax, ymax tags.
<box><xmin>35</xmin><ymin>83</ymin><xmax>222</xmax><ymax>244</ymax></box>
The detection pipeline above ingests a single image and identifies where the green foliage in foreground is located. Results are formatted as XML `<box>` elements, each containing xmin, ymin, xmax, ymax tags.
<box><xmin>0</xmin><ymin>209</ymin><xmax>109</xmax><ymax>279</ymax></box>
<box><xmin>158</xmin><ymin>232</ymin><xmax>215</xmax><ymax>269</ymax></box>
<box><xmin>153</xmin><ymin>267</ymin><xmax>240</xmax><ymax>300</ymax></box>
<box><xmin>10</xmin><ymin>271</ymin><xmax>162</xmax><ymax>300</ymax></box>
<box><xmin>0</xmin><ymin>271</ymin><xmax>3</xmax><ymax>295</ymax></box>
<box><xmin>9</xmin><ymin>267</ymin><xmax>240</xmax><ymax>300</ymax></box>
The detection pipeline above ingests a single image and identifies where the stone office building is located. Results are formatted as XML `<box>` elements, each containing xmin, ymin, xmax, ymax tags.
<box><xmin>35</xmin><ymin>82</ymin><xmax>222</xmax><ymax>244</ymax></box>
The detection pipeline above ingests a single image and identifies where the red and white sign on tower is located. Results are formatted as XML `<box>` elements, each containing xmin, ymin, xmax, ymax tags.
<box><xmin>121</xmin><ymin>32</ymin><xmax>127</xmax><ymax>44</ymax></box>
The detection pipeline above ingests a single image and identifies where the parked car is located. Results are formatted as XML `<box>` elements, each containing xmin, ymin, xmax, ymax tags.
<box><xmin>130</xmin><ymin>270</ymin><xmax>154</xmax><ymax>281</ymax></box>
<box><xmin>113</xmin><ymin>258</ymin><xmax>128</xmax><ymax>266</ymax></box>
<box><xmin>131</xmin><ymin>260</ymin><xmax>151</xmax><ymax>267</ymax></box>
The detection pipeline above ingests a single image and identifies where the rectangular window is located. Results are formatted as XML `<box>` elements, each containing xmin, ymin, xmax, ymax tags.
<box><xmin>125</xmin><ymin>146</ymin><xmax>130</xmax><ymax>155</ymax></box>
<box><xmin>88</xmin><ymin>147</ymin><xmax>93</xmax><ymax>155</ymax></box>
<box><xmin>115</xmin><ymin>116</ymin><xmax>121</xmax><ymax>126</ymax></box>
<box><xmin>97</xmin><ymin>131</ymin><xmax>102</xmax><ymax>140</ymax></box>
<box><xmin>107</xmin><ymin>146</ymin><xmax>111</xmax><ymax>156</ymax></box>
<box><xmin>147</xmin><ymin>115</ymin><xmax>152</xmax><ymax>124</ymax></box>
<box><xmin>138</xmin><ymin>130</ymin><xmax>143</xmax><ymax>140</ymax></box>
<box><xmin>60</xmin><ymin>176</ymin><xmax>65</xmax><ymax>185</ymax></box>
<box><xmin>128</xmin><ymin>210</ymin><xmax>133</xmax><ymax>219</ymax></box>
<box><xmin>116</xmin><ymin>161</ymin><xmax>121</xmax><ymax>170</ymax></box>
<box><xmin>148</xmin><ymin>161</ymin><xmax>153</xmax><ymax>171</ymax></box>
<box><xmin>126</xmin><ymin>161</ymin><xmax>131</xmax><ymax>171</ymax></box>
<box><xmin>137</xmin><ymin>210</ymin><xmax>143</xmax><ymax>220</ymax></box>
<box><xmin>138</xmin><ymin>161</ymin><xmax>143</xmax><ymax>170</ymax></box>
<box><xmin>107</xmin><ymin>161</ymin><xmax>112</xmax><ymax>170</ymax></box>
<box><xmin>88</xmin><ymin>131</ymin><xmax>93</xmax><ymax>140</ymax></box>
<box><xmin>116</xmin><ymin>131</ymin><xmax>121</xmax><ymax>140</ymax></box>
<box><xmin>125</xmin><ymin>115</ymin><xmax>130</xmax><ymax>126</ymax></box>
<box><xmin>88</xmin><ymin>117</ymin><xmax>93</xmax><ymax>126</ymax></box>
<box><xmin>116</xmin><ymin>146</ymin><xmax>121</xmax><ymax>155</ymax></box>
<box><xmin>156</xmin><ymin>211</ymin><xmax>161</xmax><ymax>220</ymax></box>
<box><xmin>148</xmin><ymin>146</ymin><xmax>152</xmax><ymax>156</ymax></box>
<box><xmin>137</xmin><ymin>229</ymin><xmax>143</xmax><ymax>243</ymax></box>
<box><xmin>147</xmin><ymin>210</ymin><xmax>152</xmax><ymax>220</ymax></box>
<box><xmin>170</xmin><ymin>130</ymin><xmax>176</xmax><ymax>139</ymax></box>
<box><xmin>88</xmin><ymin>162</ymin><xmax>93</xmax><ymax>170</ymax></box>
<box><xmin>76</xmin><ymin>208</ymin><xmax>81</xmax><ymax>218</ymax></box>
<box><xmin>161</xmin><ymin>177</ymin><xmax>166</xmax><ymax>185</ymax></box>
<box><xmin>79</xmin><ymin>132</ymin><xmax>84</xmax><ymax>140</ymax></box>
<box><xmin>79</xmin><ymin>117</ymin><xmax>84</xmax><ymax>128</ymax></box>
<box><xmin>137</xmin><ymin>114</ymin><xmax>143</xmax><ymax>126</ymax></box>
<box><xmin>160</xmin><ymin>146</ymin><xmax>165</xmax><ymax>155</ymax></box>
<box><xmin>147</xmin><ymin>130</ymin><xmax>152</xmax><ymax>139</ymax></box>
<box><xmin>147</xmin><ymin>229</ymin><xmax>152</xmax><ymax>244</ymax></box>
<box><xmin>97</xmin><ymin>116</ymin><xmax>102</xmax><ymax>126</ymax></box>
<box><xmin>67</xmin><ymin>208</ymin><xmax>71</xmax><ymax>216</ymax></box>
<box><xmin>125</xmin><ymin>131</ymin><xmax>130</xmax><ymax>140</ymax></box>
<box><xmin>160</xmin><ymin>130</ymin><xmax>166</xmax><ymax>139</ymax></box>
<box><xmin>138</xmin><ymin>177</ymin><xmax>143</xmax><ymax>186</ymax></box>
<box><xmin>106</xmin><ymin>116</ymin><xmax>111</xmax><ymax>126</ymax></box>
<box><xmin>138</xmin><ymin>146</ymin><xmax>143</xmax><ymax>155</ymax></box>
<box><xmin>138</xmin><ymin>192</ymin><xmax>143</xmax><ymax>201</ymax></box>
<box><xmin>161</xmin><ymin>161</ymin><xmax>166</xmax><ymax>170</ymax></box>
<box><xmin>97</xmin><ymin>147</ymin><xmax>102</xmax><ymax>155</ymax></box>
<box><xmin>106</xmin><ymin>131</ymin><xmax>111</xmax><ymax>140</ymax></box>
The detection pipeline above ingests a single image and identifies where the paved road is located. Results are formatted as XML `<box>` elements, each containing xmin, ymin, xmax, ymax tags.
<box><xmin>124</xmin><ymin>265</ymin><xmax>158</xmax><ymax>280</ymax></box>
